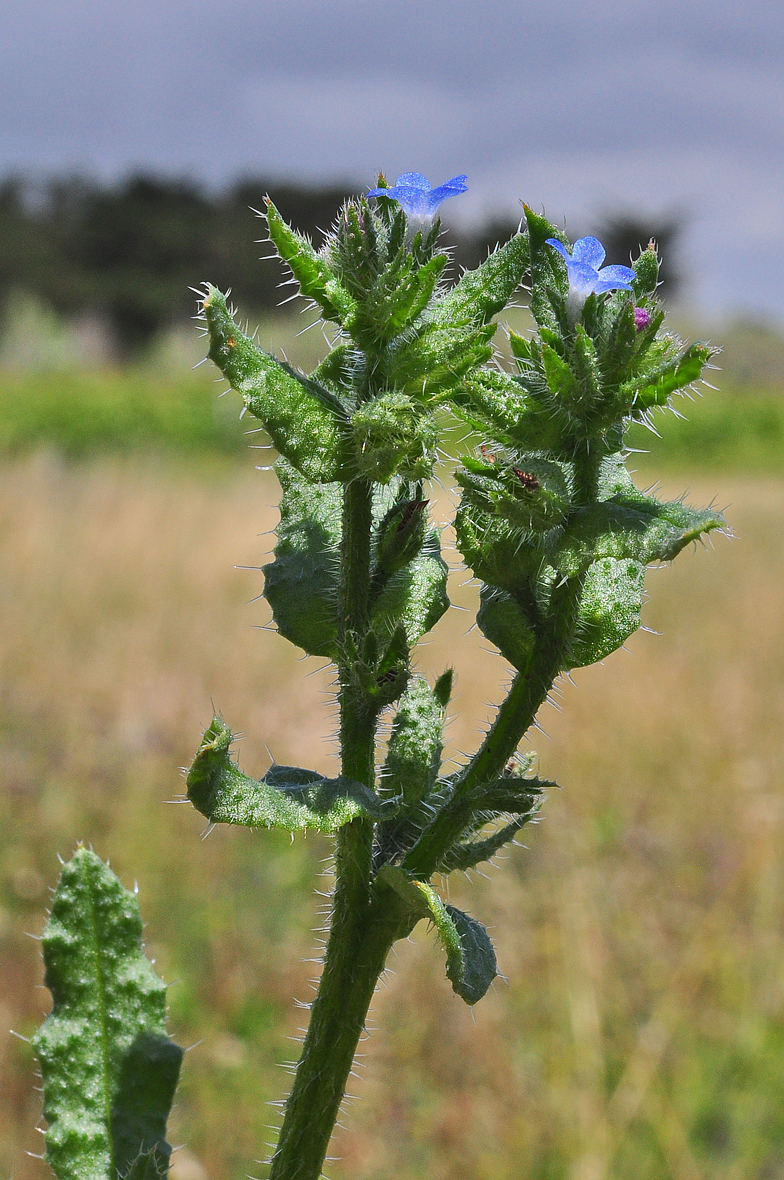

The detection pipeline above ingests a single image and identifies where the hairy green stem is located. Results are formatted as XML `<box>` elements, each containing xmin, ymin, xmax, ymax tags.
<box><xmin>402</xmin><ymin>579</ymin><xmax>581</xmax><ymax>879</ymax></box>
<box><xmin>267</xmin><ymin>899</ymin><xmax>405</xmax><ymax>1180</ymax></box>
<box><xmin>270</xmin><ymin>475</ymin><xmax>389</xmax><ymax>1180</ymax></box>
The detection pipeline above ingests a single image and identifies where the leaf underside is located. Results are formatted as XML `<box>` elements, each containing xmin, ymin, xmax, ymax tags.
<box><xmin>379</xmin><ymin>866</ymin><xmax>497</xmax><ymax>1004</ymax></box>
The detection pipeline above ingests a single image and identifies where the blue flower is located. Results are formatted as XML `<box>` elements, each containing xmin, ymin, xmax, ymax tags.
<box><xmin>367</xmin><ymin>172</ymin><xmax>468</xmax><ymax>218</ymax></box>
<box><xmin>546</xmin><ymin>236</ymin><xmax>635</xmax><ymax>300</ymax></box>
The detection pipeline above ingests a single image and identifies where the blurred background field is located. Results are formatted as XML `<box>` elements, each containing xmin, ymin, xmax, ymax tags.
<box><xmin>0</xmin><ymin>282</ymin><xmax>782</xmax><ymax>1180</ymax></box>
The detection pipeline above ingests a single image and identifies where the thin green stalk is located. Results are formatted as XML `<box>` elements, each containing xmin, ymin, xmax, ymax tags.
<box><xmin>403</xmin><ymin>445</ymin><xmax>603</xmax><ymax>880</ymax></box>
<box><xmin>402</xmin><ymin>579</ymin><xmax>581</xmax><ymax>879</ymax></box>
<box><xmin>452</xmin><ymin>444</ymin><xmax>602</xmax><ymax>794</ymax></box>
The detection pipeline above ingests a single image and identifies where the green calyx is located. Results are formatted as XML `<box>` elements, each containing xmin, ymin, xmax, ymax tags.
<box><xmin>351</xmin><ymin>392</ymin><xmax>437</xmax><ymax>481</ymax></box>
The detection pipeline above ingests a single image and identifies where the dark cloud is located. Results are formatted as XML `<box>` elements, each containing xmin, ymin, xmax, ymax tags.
<box><xmin>2</xmin><ymin>0</ymin><xmax>783</xmax><ymax>316</ymax></box>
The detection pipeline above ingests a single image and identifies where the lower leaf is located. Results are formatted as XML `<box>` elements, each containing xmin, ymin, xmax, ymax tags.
<box><xmin>378</xmin><ymin>867</ymin><xmax>497</xmax><ymax>1004</ymax></box>
<box><xmin>32</xmin><ymin>849</ymin><xmax>183</xmax><ymax>1180</ymax></box>
<box><xmin>187</xmin><ymin>717</ymin><xmax>386</xmax><ymax>832</ymax></box>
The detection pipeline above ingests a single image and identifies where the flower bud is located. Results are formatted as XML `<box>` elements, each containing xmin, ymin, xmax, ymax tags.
<box><xmin>351</xmin><ymin>392</ymin><xmax>437</xmax><ymax>481</ymax></box>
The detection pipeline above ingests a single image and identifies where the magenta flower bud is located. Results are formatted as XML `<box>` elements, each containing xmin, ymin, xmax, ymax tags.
<box><xmin>634</xmin><ymin>307</ymin><xmax>652</xmax><ymax>332</ymax></box>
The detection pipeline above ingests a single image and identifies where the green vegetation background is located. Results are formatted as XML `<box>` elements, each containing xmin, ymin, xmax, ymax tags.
<box><xmin>1</xmin><ymin>303</ymin><xmax>783</xmax><ymax>1180</ymax></box>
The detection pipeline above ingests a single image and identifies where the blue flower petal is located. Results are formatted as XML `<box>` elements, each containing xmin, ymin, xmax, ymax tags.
<box><xmin>571</xmin><ymin>237</ymin><xmax>606</xmax><ymax>269</ymax></box>
<box><xmin>395</xmin><ymin>172</ymin><xmax>431</xmax><ymax>190</ymax></box>
<box><xmin>591</xmin><ymin>264</ymin><xmax>635</xmax><ymax>294</ymax></box>
<box><xmin>426</xmin><ymin>175</ymin><xmax>468</xmax><ymax>209</ymax></box>
<box><xmin>566</xmin><ymin>260</ymin><xmax>602</xmax><ymax>296</ymax></box>
<box><xmin>546</xmin><ymin>238</ymin><xmax>571</xmax><ymax>261</ymax></box>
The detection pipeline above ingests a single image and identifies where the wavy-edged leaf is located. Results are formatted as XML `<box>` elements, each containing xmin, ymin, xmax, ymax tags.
<box><xmin>32</xmin><ymin>849</ymin><xmax>183</xmax><ymax>1180</ymax></box>
<box><xmin>378</xmin><ymin>867</ymin><xmax>497</xmax><ymax>1004</ymax></box>
<box><xmin>265</xmin><ymin>198</ymin><xmax>357</xmax><ymax>327</ymax></box>
<box><xmin>203</xmin><ymin>287</ymin><xmax>347</xmax><ymax>481</ymax></box>
<box><xmin>566</xmin><ymin>556</ymin><xmax>646</xmax><ymax>669</ymax></box>
<box><xmin>263</xmin><ymin>460</ymin><xmax>341</xmax><ymax>658</ymax></box>
<box><xmin>187</xmin><ymin>717</ymin><xmax>386</xmax><ymax>832</ymax></box>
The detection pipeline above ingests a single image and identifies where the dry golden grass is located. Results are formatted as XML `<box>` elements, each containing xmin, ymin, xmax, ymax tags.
<box><xmin>1</xmin><ymin>453</ymin><xmax>782</xmax><ymax>1180</ymax></box>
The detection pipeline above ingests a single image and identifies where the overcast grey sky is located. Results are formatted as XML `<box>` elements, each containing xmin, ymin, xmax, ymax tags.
<box><xmin>3</xmin><ymin>0</ymin><xmax>782</xmax><ymax>319</ymax></box>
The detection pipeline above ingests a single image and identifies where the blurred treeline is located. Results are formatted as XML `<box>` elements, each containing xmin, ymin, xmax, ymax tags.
<box><xmin>0</xmin><ymin>172</ymin><xmax>695</xmax><ymax>358</ymax></box>
<box><xmin>0</xmin><ymin>173</ymin><xmax>524</xmax><ymax>357</ymax></box>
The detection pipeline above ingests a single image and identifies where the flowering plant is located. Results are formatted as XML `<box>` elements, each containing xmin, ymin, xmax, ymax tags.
<box><xmin>31</xmin><ymin>175</ymin><xmax>723</xmax><ymax>1180</ymax></box>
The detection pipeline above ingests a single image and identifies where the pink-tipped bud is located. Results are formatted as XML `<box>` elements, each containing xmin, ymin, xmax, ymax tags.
<box><xmin>634</xmin><ymin>307</ymin><xmax>652</xmax><ymax>332</ymax></box>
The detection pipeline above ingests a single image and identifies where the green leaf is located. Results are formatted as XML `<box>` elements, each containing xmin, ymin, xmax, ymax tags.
<box><xmin>632</xmin><ymin>244</ymin><xmax>659</xmax><ymax>298</ymax></box>
<box><xmin>265</xmin><ymin>198</ymin><xmax>357</xmax><ymax>327</ymax></box>
<box><xmin>451</xmin><ymin>370</ymin><xmax>560</xmax><ymax>452</ymax></box>
<box><xmin>438</xmin><ymin>818</ymin><xmax>530</xmax><ymax>873</ymax></box>
<box><xmin>524</xmin><ymin>206</ymin><xmax>568</xmax><ymax>335</ymax></box>
<box><xmin>552</xmin><ymin>494</ymin><xmax>725</xmax><ymax>576</ymax></box>
<box><xmin>352</xmin><ymin>253</ymin><xmax>448</xmax><ymax>344</ymax></box>
<box><xmin>456</xmin><ymin>455</ymin><xmax>572</xmax><ymax>533</ymax></box>
<box><xmin>567</xmin><ymin>557</ymin><xmax>646</xmax><ymax>669</ymax></box>
<box><xmin>623</xmin><ymin>342</ymin><xmax>714</xmax><ymax>412</ymax></box>
<box><xmin>351</xmin><ymin>393</ymin><xmax>437</xmax><ymax>482</ymax></box>
<box><xmin>541</xmin><ymin>340</ymin><xmax>579</xmax><ymax>400</ymax></box>
<box><xmin>187</xmin><ymin>717</ymin><xmax>386</xmax><ymax>831</ymax></box>
<box><xmin>371</xmin><ymin>524</ymin><xmax>450</xmax><ymax>647</ymax></box>
<box><xmin>454</xmin><ymin>503</ymin><xmax>544</xmax><ymax>593</ymax></box>
<box><xmin>377</xmin><ymin>868</ymin><xmax>497</xmax><ymax>1004</ymax></box>
<box><xmin>373</xmin><ymin>496</ymin><xmax>430</xmax><ymax>585</ymax></box>
<box><xmin>203</xmin><ymin>287</ymin><xmax>347</xmax><ymax>481</ymax></box>
<box><xmin>311</xmin><ymin>343</ymin><xmax>356</xmax><ymax>400</ymax></box>
<box><xmin>381</xmin><ymin>675</ymin><xmax>450</xmax><ymax>806</ymax></box>
<box><xmin>386</xmin><ymin>321</ymin><xmax>497</xmax><ymax>400</ymax></box>
<box><xmin>476</xmin><ymin>585</ymin><xmax>536</xmax><ymax>671</ymax></box>
<box><xmin>572</xmin><ymin>324</ymin><xmax>603</xmax><ymax>406</ymax></box>
<box><xmin>431</xmin><ymin>233</ymin><xmax>529</xmax><ymax>328</ymax></box>
<box><xmin>374</xmin><ymin>674</ymin><xmax>452</xmax><ymax>865</ymax></box>
<box><xmin>263</xmin><ymin>460</ymin><xmax>341</xmax><ymax>659</ymax></box>
<box><xmin>508</xmin><ymin>329</ymin><xmax>533</xmax><ymax>361</ymax></box>
<box><xmin>32</xmin><ymin>849</ymin><xmax>183</xmax><ymax>1180</ymax></box>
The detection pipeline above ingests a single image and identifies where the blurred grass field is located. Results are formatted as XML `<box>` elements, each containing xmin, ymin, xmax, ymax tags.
<box><xmin>1</xmin><ymin>310</ymin><xmax>783</xmax><ymax>1180</ymax></box>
